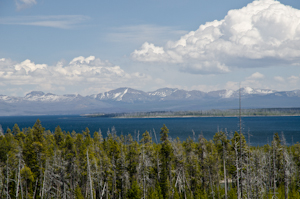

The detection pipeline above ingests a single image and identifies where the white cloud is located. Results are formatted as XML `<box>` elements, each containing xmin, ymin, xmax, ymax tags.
<box><xmin>15</xmin><ymin>59</ymin><xmax>47</xmax><ymax>74</ymax></box>
<box><xmin>0</xmin><ymin>56</ymin><xmax>152</xmax><ymax>96</ymax></box>
<box><xmin>131</xmin><ymin>0</ymin><xmax>300</xmax><ymax>74</ymax></box>
<box><xmin>288</xmin><ymin>75</ymin><xmax>299</xmax><ymax>81</ymax></box>
<box><xmin>0</xmin><ymin>15</ymin><xmax>90</xmax><ymax>29</ymax></box>
<box><xmin>132</xmin><ymin>42</ymin><xmax>170</xmax><ymax>62</ymax></box>
<box><xmin>15</xmin><ymin>0</ymin><xmax>37</xmax><ymax>10</ymax></box>
<box><xmin>247</xmin><ymin>72</ymin><xmax>264</xmax><ymax>79</ymax></box>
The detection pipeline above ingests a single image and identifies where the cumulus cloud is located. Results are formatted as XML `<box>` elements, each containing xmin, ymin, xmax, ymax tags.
<box><xmin>0</xmin><ymin>56</ymin><xmax>152</xmax><ymax>96</ymax></box>
<box><xmin>247</xmin><ymin>72</ymin><xmax>264</xmax><ymax>79</ymax></box>
<box><xmin>131</xmin><ymin>0</ymin><xmax>300</xmax><ymax>74</ymax></box>
<box><xmin>0</xmin><ymin>15</ymin><xmax>90</xmax><ymax>29</ymax></box>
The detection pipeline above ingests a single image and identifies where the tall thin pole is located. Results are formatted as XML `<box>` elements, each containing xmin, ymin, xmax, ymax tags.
<box><xmin>239</xmin><ymin>84</ymin><xmax>243</xmax><ymax>198</ymax></box>
<box><xmin>239</xmin><ymin>84</ymin><xmax>242</xmax><ymax>135</ymax></box>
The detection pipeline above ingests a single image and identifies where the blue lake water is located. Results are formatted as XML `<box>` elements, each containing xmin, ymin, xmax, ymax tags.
<box><xmin>0</xmin><ymin>115</ymin><xmax>300</xmax><ymax>146</ymax></box>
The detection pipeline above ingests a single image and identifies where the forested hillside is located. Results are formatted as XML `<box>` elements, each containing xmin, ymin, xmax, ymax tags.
<box><xmin>0</xmin><ymin>120</ymin><xmax>300</xmax><ymax>199</ymax></box>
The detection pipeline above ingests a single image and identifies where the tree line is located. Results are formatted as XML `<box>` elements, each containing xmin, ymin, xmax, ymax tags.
<box><xmin>0</xmin><ymin>119</ymin><xmax>300</xmax><ymax>199</ymax></box>
<box><xmin>86</xmin><ymin>108</ymin><xmax>300</xmax><ymax>118</ymax></box>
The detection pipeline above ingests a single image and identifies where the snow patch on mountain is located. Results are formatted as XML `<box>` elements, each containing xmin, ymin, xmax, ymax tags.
<box><xmin>244</xmin><ymin>87</ymin><xmax>253</xmax><ymax>94</ymax></box>
<box><xmin>149</xmin><ymin>88</ymin><xmax>178</xmax><ymax>98</ymax></box>
<box><xmin>22</xmin><ymin>91</ymin><xmax>80</xmax><ymax>102</ymax></box>
<box><xmin>113</xmin><ymin>88</ymin><xmax>128</xmax><ymax>101</ymax></box>
<box><xmin>221</xmin><ymin>90</ymin><xmax>234</xmax><ymax>98</ymax></box>
<box><xmin>0</xmin><ymin>95</ymin><xmax>21</xmax><ymax>103</ymax></box>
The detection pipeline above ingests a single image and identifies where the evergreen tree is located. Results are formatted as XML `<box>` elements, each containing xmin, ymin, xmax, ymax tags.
<box><xmin>126</xmin><ymin>180</ymin><xmax>142</xmax><ymax>199</ymax></box>
<box><xmin>75</xmin><ymin>185</ymin><xmax>84</xmax><ymax>199</ymax></box>
<box><xmin>159</xmin><ymin>124</ymin><xmax>173</xmax><ymax>199</ymax></box>
<box><xmin>54</xmin><ymin>125</ymin><xmax>64</xmax><ymax>149</ymax></box>
<box><xmin>0</xmin><ymin>120</ymin><xmax>300</xmax><ymax>199</ymax></box>
<box><xmin>12</xmin><ymin>123</ymin><xmax>21</xmax><ymax>136</ymax></box>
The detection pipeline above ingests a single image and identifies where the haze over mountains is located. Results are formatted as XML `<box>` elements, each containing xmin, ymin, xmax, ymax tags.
<box><xmin>0</xmin><ymin>87</ymin><xmax>300</xmax><ymax>116</ymax></box>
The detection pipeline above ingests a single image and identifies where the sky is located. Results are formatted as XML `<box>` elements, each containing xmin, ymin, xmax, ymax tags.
<box><xmin>1</xmin><ymin>0</ymin><xmax>300</xmax><ymax>96</ymax></box>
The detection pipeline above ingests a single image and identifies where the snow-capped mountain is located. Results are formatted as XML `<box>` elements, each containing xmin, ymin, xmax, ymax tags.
<box><xmin>148</xmin><ymin>88</ymin><xmax>179</xmax><ymax>98</ymax></box>
<box><xmin>89</xmin><ymin>88</ymin><xmax>150</xmax><ymax>102</ymax></box>
<box><xmin>89</xmin><ymin>87</ymin><xmax>208</xmax><ymax>102</ymax></box>
<box><xmin>213</xmin><ymin>87</ymin><xmax>275</xmax><ymax>99</ymax></box>
<box><xmin>0</xmin><ymin>87</ymin><xmax>299</xmax><ymax>115</ymax></box>
<box><xmin>2</xmin><ymin>91</ymin><xmax>83</xmax><ymax>103</ymax></box>
<box><xmin>0</xmin><ymin>95</ymin><xmax>21</xmax><ymax>103</ymax></box>
<box><xmin>24</xmin><ymin>91</ymin><xmax>82</xmax><ymax>102</ymax></box>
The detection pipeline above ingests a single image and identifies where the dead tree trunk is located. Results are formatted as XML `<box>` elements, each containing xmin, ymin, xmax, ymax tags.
<box><xmin>223</xmin><ymin>142</ymin><xmax>227</xmax><ymax>199</ymax></box>
<box><xmin>87</xmin><ymin>150</ymin><xmax>94</xmax><ymax>199</ymax></box>
<box><xmin>273</xmin><ymin>141</ymin><xmax>277</xmax><ymax>198</ymax></box>
<box><xmin>6</xmin><ymin>155</ymin><xmax>9</xmax><ymax>199</ymax></box>
<box><xmin>234</xmin><ymin>139</ymin><xmax>241</xmax><ymax>199</ymax></box>
<box><xmin>16</xmin><ymin>152</ymin><xmax>21</xmax><ymax>199</ymax></box>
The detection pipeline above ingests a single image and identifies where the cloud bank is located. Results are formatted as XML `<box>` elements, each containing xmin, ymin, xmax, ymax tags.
<box><xmin>0</xmin><ymin>56</ymin><xmax>151</xmax><ymax>96</ymax></box>
<box><xmin>131</xmin><ymin>0</ymin><xmax>300</xmax><ymax>74</ymax></box>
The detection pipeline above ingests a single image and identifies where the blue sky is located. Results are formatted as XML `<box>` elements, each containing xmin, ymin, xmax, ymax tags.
<box><xmin>1</xmin><ymin>0</ymin><xmax>300</xmax><ymax>96</ymax></box>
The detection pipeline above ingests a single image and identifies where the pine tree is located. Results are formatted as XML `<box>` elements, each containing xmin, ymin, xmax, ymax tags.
<box><xmin>75</xmin><ymin>185</ymin><xmax>84</xmax><ymax>199</ymax></box>
<box><xmin>126</xmin><ymin>180</ymin><xmax>142</xmax><ymax>199</ymax></box>
<box><xmin>159</xmin><ymin>124</ymin><xmax>173</xmax><ymax>199</ymax></box>
<box><xmin>54</xmin><ymin>125</ymin><xmax>64</xmax><ymax>149</ymax></box>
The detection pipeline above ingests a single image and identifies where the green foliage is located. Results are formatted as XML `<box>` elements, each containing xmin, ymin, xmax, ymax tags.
<box><xmin>12</xmin><ymin>123</ymin><xmax>21</xmax><ymax>135</ymax></box>
<box><xmin>75</xmin><ymin>185</ymin><xmax>84</xmax><ymax>199</ymax></box>
<box><xmin>160</xmin><ymin>124</ymin><xmax>169</xmax><ymax>142</ymax></box>
<box><xmin>159</xmin><ymin>125</ymin><xmax>173</xmax><ymax>199</ymax></box>
<box><xmin>126</xmin><ymin>180</ymin><xmax>142</xmax><ymax>199</ymax></box>
<box><xmin>0</xmin><ymin>121</ymin><xmax>300</xmax><ymax>199</ymax></box>
<box><xmin>173</xmin><ymin>187</ymin><xmax>180</xmax><ymax>199</ymax></box>
<box><xmin>147</xmin><ymin>183</ymin><xmax>163</xmax><ymax>199</ymax></box>
<box><xmin>54</xmin><ymin>125</ymin><xmax>64</xmax><ymax>148</ymax></box>
<box><xmin>127</xmin><ymin>138</ymin><xmax>139</xmax><ymax>181</ymax></box>
<box><xmin>32</xmin><ymin>119</ymin><xmax>45</xmax><ymax>143</ymax></box>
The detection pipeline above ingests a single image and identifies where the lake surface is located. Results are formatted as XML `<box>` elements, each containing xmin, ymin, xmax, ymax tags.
<box><xmin>0</xmin><ymin>115</ymin><xmax>300</xmax><ymax>146</ymax></box>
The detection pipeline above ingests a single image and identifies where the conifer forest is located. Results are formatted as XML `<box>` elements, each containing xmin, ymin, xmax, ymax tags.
<box><xmin>1</xmin><ymin>119</ymin><xmax>300</xmax><ymax>199</ymax></box>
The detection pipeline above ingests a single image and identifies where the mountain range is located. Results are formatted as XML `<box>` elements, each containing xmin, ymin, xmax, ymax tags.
<box><xmin>0</xmin><ymin>87</ymin><xmax>300</xmax><ymax>116</ymax></box>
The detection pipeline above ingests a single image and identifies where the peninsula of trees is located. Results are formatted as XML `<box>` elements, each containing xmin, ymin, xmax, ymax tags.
<box><xmin>85</xmin><ymin>108</ymin><xmax>300</xmax><ymax>118</ymax></box>
<box><xmin>0</xmin><ymin>120</ymin><xmax>300</xmax><ymax>198</ymax></box>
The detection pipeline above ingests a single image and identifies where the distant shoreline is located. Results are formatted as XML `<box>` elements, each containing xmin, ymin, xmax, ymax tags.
<box><xmin>84</xmin><ymin>114</ymin><xmax>300</xmax><ymax>119</ymax></box>
<box><xmin>83</xmin><ymin>108</ymin><xmax>300</xmax><ymax>118</ymax></box>
<box><xmin>114</xmin><ymin>115</ymin><xmax>300</xmax><ymax>118</ymax></box>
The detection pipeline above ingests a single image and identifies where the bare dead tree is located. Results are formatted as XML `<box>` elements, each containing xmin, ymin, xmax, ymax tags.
<box><xmin>223</xmin><ymin>141</ymin><xmax>227</xmax><ymax>199</ymax></box>
<box><xmin>234</xmin><ymin>137</ymin><xmax>241</xmax><ymax>199</ymax></box>
<box><xmin>6</xmin><ymin>154</ymin><xmax>9</xmax><ymax>199</ymax></box>
<box><xmin>171</xmin><ymin>138</ymin><xmax>186</xmax><ymax>195</ymax></box>
<box><xmin>272</xmin><ymin>139</ymin><xmax>277</xmax><ymax>198</ymax></box>
<box><xmin>281</xmin><ymin>132</ymin><xmax>294</xmax><ymax>199</ymax></box>
<box><xmin>246</xmin><ymin>131</ymin><xmax>252</xmax><ymax>199</ymax></box>
<box><xmin>153</xmin><ymin>128</ymin><xmax>158</xmax><ymax>144</ymax></box>
<box><xmin>87</xmin><ymin>150</ymin><xmax>94</xmax><ymax>199</ymax></box>
<box><xmin>15</xmin><ymin>149</ymin><xmax>21</xmax><ymax>199</ymax></box>
<box><xmin>0</xmin><ymin>125</ymin><xmax>3</xmax><ymax>136</ymax></box>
